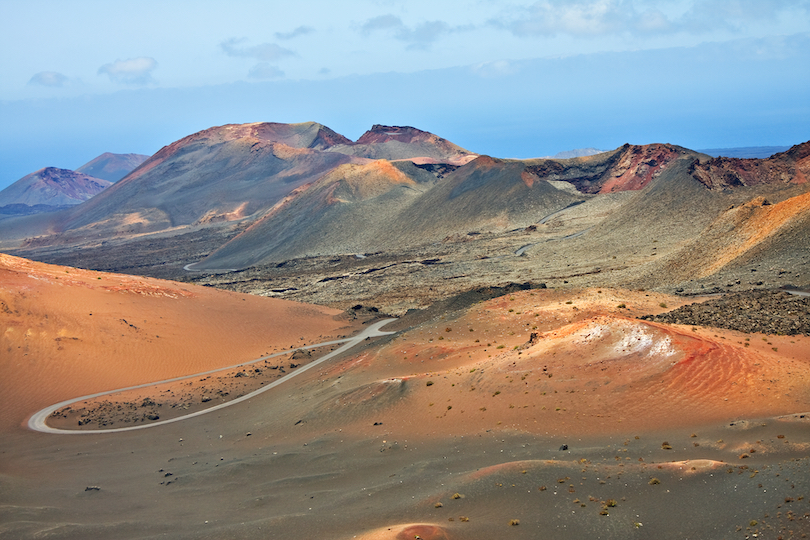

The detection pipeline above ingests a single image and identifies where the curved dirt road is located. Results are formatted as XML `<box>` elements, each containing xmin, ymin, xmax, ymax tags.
<box><xmin>28</xmin><ymin>319</ymin><xmax>397</xmax><ymax>435</ymax></box>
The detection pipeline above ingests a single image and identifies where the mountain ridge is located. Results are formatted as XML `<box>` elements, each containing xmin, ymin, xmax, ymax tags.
<box><xmin>0</xmin><ymin>122</ymin><xmax>806</xmax><ymax>298</ymax></box>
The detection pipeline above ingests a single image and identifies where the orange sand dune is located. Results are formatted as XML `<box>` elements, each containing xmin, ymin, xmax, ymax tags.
<box><xmin>0</xmin><ymin>253</ymin><xmax>358</xmax><ymax>432</ymax></box>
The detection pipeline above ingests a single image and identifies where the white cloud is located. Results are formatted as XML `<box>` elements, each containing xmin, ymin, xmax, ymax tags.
<box><xmin>28</xmin><ymin>71</ymin><xmax>69</xmax><ymax>87</ymax></box>
<box><xmin>678</xmin><ymin>0</ymin><xmax>810</xmax><ymax>33</ymax></box>
<box><xmin>98</xmin><ymin>57</ymin><xmax>157</xmax><ymax>85</ymax></box>
<box><xmin>500</xmin><ymin>0</ymin><xmax>643</xmax><ymax>37</ymax></box>
<box><xmin>360</xmin><ymin>14</ymin><xmax>461</xmax><ymax>49</ymax></box>
<box><xmin>220</xmin><ymin>39</ymin><xmax>295</xmax><ymax>61</ymax></box>
<box><xmin>275</xmin><ymin>26</ymin><xmax>315</xmax><ymax>40</ymax></box>
<box><xmin>494</xmin><ymin>0</ymin><xmax>810</xmax><ymax>38</ymax></box>
<box><xmin>361</xmin><ymin>14</ymin><xmax>404</xmax><ymax>34</ymax></box>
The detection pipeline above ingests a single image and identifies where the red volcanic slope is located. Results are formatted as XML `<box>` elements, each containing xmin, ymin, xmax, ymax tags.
<box><xmin>524</xmin><ymin>143</ymin><xmax>694</xmax><ymax>194</ymax></box>
<box><xmin>0</xmin><ymin>167</ymin><xmax>112</xmax><ymax>207</ymax></box>
<box><xmin>596</xmin><ymin>144</ymin><xmax>684</xmax><ymax>193</ymax></box>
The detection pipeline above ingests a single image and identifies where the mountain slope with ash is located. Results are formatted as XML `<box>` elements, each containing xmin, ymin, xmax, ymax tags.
<box><xmin>195</xmin><ymin>160</ymin><xmax>438</xmax><ymax>268</ymax></box>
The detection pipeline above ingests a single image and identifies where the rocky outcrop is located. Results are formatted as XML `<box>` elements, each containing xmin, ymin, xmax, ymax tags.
<box><xmin>689</xmin><ymin>141</ymin><xmax>810</xmax><ymax>189</ymax></box>
<box><xmin>525</xmin><ymin>143</ymin><xmax>694</xmax><ymax>194</ymax></box>
<box><xmin>640</xmin><ymin>290</ymin><xmax>810</xmax><ymax>335</ymax></box>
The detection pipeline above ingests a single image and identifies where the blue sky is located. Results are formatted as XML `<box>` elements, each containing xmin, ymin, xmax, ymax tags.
<box><xmin>1</xmin><ymin>0</ymin><xmax>809</xmax><ymax>189</ymax></box>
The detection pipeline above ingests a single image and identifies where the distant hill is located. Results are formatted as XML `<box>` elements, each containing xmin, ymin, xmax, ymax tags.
<box><xmin>549</xmin><ymin>148</ymin><xmax>606</xmax><ymax>159</ymax></box>
<box><xmin>0</xmin><ymin>152</ymin><xmax>149</xmax><ymax>217</ymax></box>
<box><xmin>0</xmin><ymin>167</ymin><xmax>111</xmax><ymax>216</ymax></box>
<box><xmin>697</xmin><ymin>146</ymin><xmax>791</xmax><ymax>159</ymax></box>
<box><xmin>75</xmin><ymin>152</ymin><xmax>150</xmax><ymax>182</ymax></box>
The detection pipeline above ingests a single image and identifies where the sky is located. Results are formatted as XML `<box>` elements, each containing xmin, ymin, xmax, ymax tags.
<box><xmin>1</xmin><ymin>0</ymin><xmax>809</xmax><ymax>190</ymax></box>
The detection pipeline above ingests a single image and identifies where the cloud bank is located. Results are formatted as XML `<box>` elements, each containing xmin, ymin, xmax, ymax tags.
<box><xmin>494</xmin><ymin>0</ymin><xmax>810</xmax><ymax>37</ymax></box>
<box><xmin>275</xmin><ymin>26</ymin><xmax>315</xmax><ymax>40</ymax></box>
<box><xmin>360</xmin><ymin>14</ymin><xmax>457</xmax><ymax>49</ymax></box>
<box><xmin>220</xmin><ymin>39</ymin><xmax>295</xmax><ymax>61</ymax></box>
<box><xmin>98</xmin><ymin>57</ymin><xmax>157</xmax><ymax>85</ymax></box>
<box><xmin>28</xmin><ymin>71</ymin><xmax>69</xmax><ymax>87</ymax></box>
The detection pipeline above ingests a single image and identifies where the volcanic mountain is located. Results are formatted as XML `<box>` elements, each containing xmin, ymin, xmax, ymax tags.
<box><xmin>0</xmin><ymin>167</ymin><xmax>112</xmax><ymax>216</ymax></box>
<box><xmin>0</xmin><ymin>122</ymin><xmax>473</xmax><ymax>245</ymax></box>
<box><xmin>0</xmin><ymin>123</ymin><xmax>807</xmax><ymax>300</ymax></box>
<box><xmin>75</xmin><ymin>152</ymin><xmax>150</xmax><ymax>182</ymax></box>
<box><xmin>190</xmin><ymin>143</ymin><xmax>709</xmax><ymax>269</ymax></box>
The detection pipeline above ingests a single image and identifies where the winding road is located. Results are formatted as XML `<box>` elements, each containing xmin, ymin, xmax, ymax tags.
<box><xmin>28</xmin><ymin>319</ymin><xmax>397</xmax><ymax>435</ymax></box>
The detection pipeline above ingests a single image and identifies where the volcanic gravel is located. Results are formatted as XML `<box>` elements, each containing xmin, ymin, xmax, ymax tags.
<box><xmin>639</xmin><ymin>289</ymin><xmax>810</xmax><ymax>335</ymax></box>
